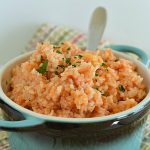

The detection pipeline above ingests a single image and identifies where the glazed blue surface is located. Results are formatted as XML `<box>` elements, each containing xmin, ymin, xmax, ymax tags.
<box><xmin>0</xmin><ymin>44</ymin><xmax>149</xmax><ymax>128</ymax></box>
<box><xmin>8</xmin><ymin>121</ymin><xmax>145</xmax><ymax>150</ymax></box>
<box><xmin>0</xmin><ymin>116</ymin><xmax>44</xmax><ymax>128</ymax></box>
<box><xmin>105</xmin><ymin>45</ymin><xmax>149</xmax><ymax>66</ymax></box>
<box><xmin>0</xmin><ymin>44</ymin><xmax>150</xmax><ymax>150</ymax></box>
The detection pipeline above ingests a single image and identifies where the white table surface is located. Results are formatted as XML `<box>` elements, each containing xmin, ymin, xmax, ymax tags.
<box><xmin>0</xmin><ymin>0</ymin><xmax>150</xmax><ymax>64</ymax></box>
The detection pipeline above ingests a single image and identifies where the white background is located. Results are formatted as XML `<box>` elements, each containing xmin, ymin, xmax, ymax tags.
<box><xmin>0</xmin><ymin>0</ymin><xmax>150</xmax><ymax>64</ymax></box>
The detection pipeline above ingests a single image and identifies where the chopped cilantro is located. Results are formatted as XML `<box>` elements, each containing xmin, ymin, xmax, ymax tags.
<box><xmin>100</xmin><ymin>62</ymin><xmax>106</xmax><ymax>67</ymax></box>
<box><xmin>95</xmin><ymin>73</ymin><xmax>99</xmax><ymax>76</ymax></box>
<box><xmin>119</xmin><ymin>85</ymin><xmax>125</xmax><ymax>92</ymax></box>
<box><xmin>66</xmin><ymin>58</ymin><xmax>71</xmax><ymax>65</ymax></box>
<box><xmin>54</xmin><ymin>71</ymin><xmax>59</xmax><ymax>75</ymax></box>
<box><xmin>100</xmin><ymin>91</ymin><xmax>105</xmax><ymax>96</ymax></box>
<box><xmin>40</xmin><ymin>55</ymin><xmax>44</xmax><ymax>62</ymax></box>
<box><xmin>100</xmin><ymin>62</ymin><xmax>108</xmax><ymax>71</ymax></box>
<box><xmin>37</xmin><ymin>55</ymin><xmax>44</xmax><ymax>62</ymax></box>
<box><xmin>94</xmin><ymin>87</ymin><xmax>101</xmax><ymax>92</ymax></box>
<box><xmin>36</xmin><ymin>60</ymin><xmax>48</xmax><ymax>74</ymax></box>
<box><xmin>74</xmin><ymin>55</ymin><xmax>83</xmax><ymax>59</ymax></box>
<box><xmin>67</xmin><ymin>47</ymin><xmax>71</xmax><ymax>51</ymax></box>
<box><xmin>105</xmin><ymin>68</ymin><xmax>109</xmax><ymax>71</ymax></box>
<box><xmin>53</xmin><ymin>46</ymin><xmax>60</xmax><ymax>48</ymax></box>
<box><xmin>55</xmin><ymin>65</ymin><xmax>66</xmax><ymax>74</ymax></box>
<box><xmin>72</xmin><ymin>64</ymin><xmax>76</xmax><ymax>67</ymax></box>
<box><xmin>101</xmin><ymin>93</ymin><xmax>105</xmax><ymax>96</ymax></box>
<box><xmin>76</xmin><ymin>61</ymin><xmax>81</xmax><ymax>64</ymax></box>
<box><xmin>94</xmin><ymin>87</ymin><xmax>105</xmax><ymax>95</ymax></box>
<box><xmin>56</xmin><ymin>50</ymin><xmax>62</xmax><ymax>54</ymax></box>
<box><xmin>115</xmin><ymin>59</ymin><xmax>119</xmax><ymax>62</ymax></box>
<box><xmin>94</xmin><ymin>87</ymin><xmax>99</xmax><ymax>91</ymax></box>
<box><xmin>57</xmin><ymin>65</ymin><xmax>66</xmax><ymax>71</ymax></box>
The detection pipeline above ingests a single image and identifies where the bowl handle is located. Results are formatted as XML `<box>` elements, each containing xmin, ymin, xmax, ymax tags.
<box><xmin>0</xmin><ymin>116</ymin><xmax>44</xmax><ymax>130</ymax></box>
<box><xmin>105</xmin><ymin>44</ymin><xmax>149</xmax><ymax>67</ymax></box>
<box><xmin>0</xmin><ymin>99</ymin><xmax>44</xmax><ymax>130</ymax></box>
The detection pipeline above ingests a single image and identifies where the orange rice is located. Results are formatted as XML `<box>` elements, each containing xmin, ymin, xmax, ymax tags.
<box><xmin>8</xmin><ymin>42</ymin><xmax>146</xmax><ymax>118</ymax></box>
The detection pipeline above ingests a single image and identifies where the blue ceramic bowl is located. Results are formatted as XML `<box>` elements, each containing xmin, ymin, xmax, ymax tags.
<box><xmin>0</xmin><ymin>45</ymin><xmax>150</xmax><ymax>149</ymax></box>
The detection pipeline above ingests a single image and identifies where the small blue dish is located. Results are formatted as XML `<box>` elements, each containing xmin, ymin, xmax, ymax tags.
<box><xmin>0</xmin><ymin>45</ymin><xmax>150</xmax><ymax>150</ymax></box>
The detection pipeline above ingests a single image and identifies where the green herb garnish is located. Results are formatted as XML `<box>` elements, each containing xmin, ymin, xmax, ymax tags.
<box><xmin>76</xmin><ymin>61</ymin><xmax>81</xmax><ymax>64</ymax></box>
<box><xmin>119</xmin><ymin>85</ymin><xmax>125</xmax><ymax>92</ymax></box>
<box><xmin>53</xmin><ymin>46</ymin><xmax>60</xmax><ymax>48</ymax></box>
<box><xmin>66</xmin><ymin>58</ymin><xmax>71</xmax><ymax>65</ymax></box>
<box><xmin>115</xmin><ymin>59</ymin><xmax>119</xmax><ymax>62</ymax></box>
<box><xmin>100</xmin><ymin>62</ymin><xmax>106</xmax><ymax>67</ymax></box>
<box><xmin>56</xmin><ymin>50</ymin><xmax>62</xmax><ymax>54</ymax></box>
<box><xmin>105</xmin><ymin>68</ymin><xmax>109</xmax><ymax>71</ymax></box>
<box><xmin>54</xmin><ymin>71</ymin><xmax>59</xmax><ymax>75</ymax></box>
<box><xmin>74</xmin><ymin>55</ymin><xmax>83</xmax><ymax>59</ymax></box>
<box><xmin>94</xmin><ymin>87</ymin><xmax>99</xmax><ymax>91</ymax></box>
<box><xmin>94</xmin><ymin>87</ymin><xmax>101</xmax><ymax>92</ymax></box>
<box><xmin>67</xmin><ymin>47</ymin><xmax>71</xmax><ymax>51</ymax></box>
<box><xmin>95</xmin><ymin>73</ymin><xmax>99</xmax><ymax>76</ymax></box>
<box><xmin>94</xmin><ymin>87</ymin><xmax>105</xmax><ymax>95</ymax></box>
<box><xmin>57</xmin><ymin>65</ymin><xmax>66</xmax><ymax>71</ymax></box>
<box><xmin>37</xmin><ymin>55</ymin><xmax>44</xmax><ymax>62</ymax></box>
<box><xmin>41</xmin><ymin>55</ymin><xmax>44</xmax><ymax>62</ymax></box>
<box><xmin>101</xmin><ymin>92</ymin><xmax>105</xmax><ymax>96</ymax></box>
<box><xmin>36</xmin><ymin>60</ymin><xmax>48</xmax><ymax>74</ymax></box>
<box><xmin>72</xmin><ymin>64</ymin><xmax>76</xmax><ymax>68</ymax></box>
<box><xmin>55</xmin><ymin>65</ymin><xmax>66</xmax><ymax>75</ymax></box>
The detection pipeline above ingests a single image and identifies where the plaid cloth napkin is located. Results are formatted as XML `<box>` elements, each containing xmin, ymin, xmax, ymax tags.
<box><xmin>0</xmin><ymin>24</ymin><xmax>149</xmax><ymax>150</ymax></box>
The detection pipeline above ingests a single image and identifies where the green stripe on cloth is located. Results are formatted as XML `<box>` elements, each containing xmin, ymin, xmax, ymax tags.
<box><xmin>45</xmin><ymin>26</ymin><xmax>62</xmax><ymax>44</ymax></box>
<box><xmin>25</xmin><ymin>24</ymin><xmax>87</xmax><ymax>51</ymax></box>
<box><xmin>54</xmin><ymin>28</ymin><xmax>73</xmax><ymax>45</ymax></box>
<box><xmin>25</xmin><ymin>24</ymin><xmax>52</xmax><ymax>52</ymax></box>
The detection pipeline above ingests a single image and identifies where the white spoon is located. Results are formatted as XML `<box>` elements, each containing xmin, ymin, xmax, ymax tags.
<box><xmin>87</xmin><ymin>7</ymin><xmax>107</xmax><ymax>50</ymax></box>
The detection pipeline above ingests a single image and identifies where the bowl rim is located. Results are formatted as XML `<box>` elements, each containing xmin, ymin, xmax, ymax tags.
<box><xmin>0</xmin><ymin>50</ymin><xmax>150</xmax><ymax>124</ymax></box>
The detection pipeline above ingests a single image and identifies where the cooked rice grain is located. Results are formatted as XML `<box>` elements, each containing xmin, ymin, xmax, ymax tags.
<box><xmin>8</xmin><ymin>42</ymin><xmax>146</xmax><ymax>118</ymax></box>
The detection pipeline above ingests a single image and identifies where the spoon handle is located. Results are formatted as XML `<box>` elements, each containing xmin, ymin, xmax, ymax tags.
<box><xmin>87</xmin><ymin>7</ymin><xmax>107</xmax><ymax>50</ymax></box>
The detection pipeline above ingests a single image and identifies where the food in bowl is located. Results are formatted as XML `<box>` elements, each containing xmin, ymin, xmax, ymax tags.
<box><xmin>7</xmin><ymin>42</ymin><xmax>147</xmax><ymax>118</ymax></box>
